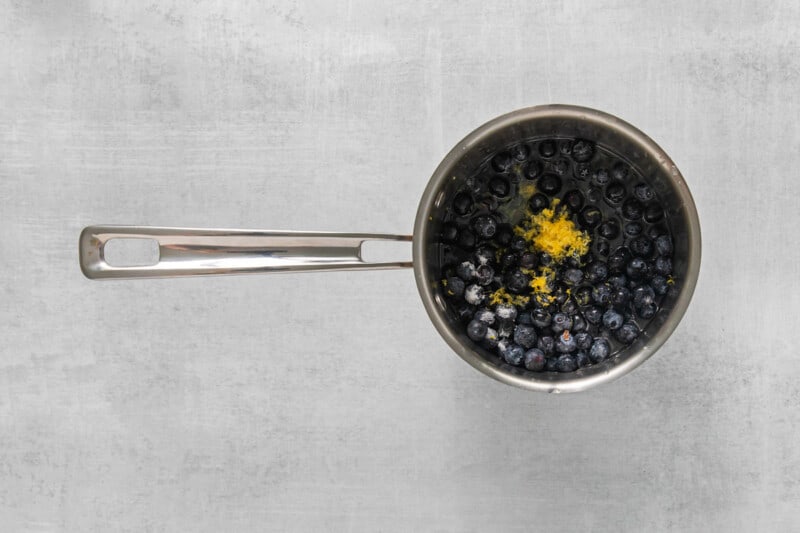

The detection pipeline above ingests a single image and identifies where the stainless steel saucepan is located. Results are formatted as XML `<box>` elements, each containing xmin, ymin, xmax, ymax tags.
<box><xmin>80</xmin><ymin>104</ymin><xmax>701</xmax><ymax>392</ymax></box>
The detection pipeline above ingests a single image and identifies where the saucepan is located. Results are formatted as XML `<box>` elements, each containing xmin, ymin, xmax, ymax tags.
<box><xmin>79</xmin><ymin>104</ymin><xmax>701</xmax><ymax>392</ymax></box>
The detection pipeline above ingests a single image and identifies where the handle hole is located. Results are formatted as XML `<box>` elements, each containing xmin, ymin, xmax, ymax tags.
<box><xmin>104</xmin><ymin>238</ymin><xmax>160</xmax><ymax>266</ymax></box>
<box><xmin>360</xmin><ymin>240</ymin><xmax>411</xmax><ymax>264</ymax></box>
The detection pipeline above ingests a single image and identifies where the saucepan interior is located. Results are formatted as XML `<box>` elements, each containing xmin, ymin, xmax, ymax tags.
<box><xmin>412</xmin><ymin>105</ymin><xmax>701</xmax><ymax>393</ymax></box>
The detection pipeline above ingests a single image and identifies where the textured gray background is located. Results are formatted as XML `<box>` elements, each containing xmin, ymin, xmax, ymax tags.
<box><xmin>1</xmin><ymin>0</ymin><xmax>799</xmax><ymax>531</ymax></box>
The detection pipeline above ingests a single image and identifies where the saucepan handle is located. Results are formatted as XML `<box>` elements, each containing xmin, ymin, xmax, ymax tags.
<box><xmin>79</xmin><ymin>225</ymin><xmax>413</xmax><ymax>280</ymax></box>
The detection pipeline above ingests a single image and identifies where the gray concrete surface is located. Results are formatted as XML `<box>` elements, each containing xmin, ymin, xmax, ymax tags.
<box><xmin>2</xmin><ymin>0</ymin><xmax>799</xmax><ymax>531</ymax></box>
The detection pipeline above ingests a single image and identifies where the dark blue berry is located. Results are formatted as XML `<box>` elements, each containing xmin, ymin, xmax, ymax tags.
<box><xmin>573</xmin><ymin>286</ymin><xmax>593</xmax><ymax>306</ymax></box>
<box><xmin>500</xmin><ymin>252</ymin><xmax>518</xmax><ymax>270</ymax></box>
<box><xmin>457</xmin><ymin>261</ymin><xmax>477</xmax><ymax>281</ymax></box>
<box><xmin>586</xmin><ymin>262</ymin><xmax>608</xmax><ymax>283</ymax></box>
<box><xmin>517</xmin><ymin>311</ymin><xmax>533</xmax><ymax>325</ymax></box>
<box><xmin>472</xmin><ymin>215</ymin><xmax>497</xmax><ymax>239</ymax></box>
<box><xmin>500</xmin><ymin>342</ymin><xmax>525</xmax><ymax>366</ymax></box>
<box><xmin>538</xmin><ymin>140</ymin><xmax>557</xmax><ymax>158</ymax></box>
<box><xmin>482</xmin><ymin>327</ymin><xmax>499</xmax><ymax>349</ymax></box>
<box><xmin>537</xmin><ymin>335</ymin><xmax>555</xmax><ymax>356</ymax></box>
<box><xmin>544</xmin><ymin>356</ymin><xmax>559</xmax><ymax>372</ymax></box>
<box><xmin>589</xmin><ymin>338</ymin><xmax>611</xmax><ymax>363</ymax></box>
<box><xmin>615</xmin><ymin>323</ymin><xmax>640</xmax><ymax>344</ymax></box>
<box><xmin>475</xmin><ymin>264</ymin><xmax>494</xmax><ymax>285</ymax></box>
<box><xmin>655</xmin><ymin>235</ymin><xmax>673</xmax><ymax>256</ymax></box>
<box><xmin>489</xmin><ymin>176</ymin><xmax>510</xmax><ymax>198</ymax></box>
<box><xmin>491</xmin><ymin>151</ymin><xmax>514</xmax><ymax>172</ymax></box>
<box><xmin>510</xmin><ymin>236</ymin><xmax>528</xmax><ymax>253</ymax></box>
<box><xmin>622</xmin><ymin>198</ymin><xmax>643</xmax><ymax>220</ymax></box>
<box><xmin>464</xmin><ymin>284</ymin><xmax>485</xmax><ymax>306</ymax></box>
<box><xmin>453</xmin><ymin>193</ymin><xmax>473</xmax><ymax>216</ymax></box>
<box><xmin>551</xmin><ymin>312</ymin><xmax>573</xmax><ymax>333</ymax></box>
<box><xmin>519</xmin><ymin>252</ymin><xmax>537</xmax><ymax>269</ymax></box>
<box><xmin>556</xmin><ymin>330</ymin><xmax>578</xmax><ymax>353</ymax></box>
<box><xmin>644</xmin><ymin>202</ymin><xmax>664</xmax><ymax>223</ymax></box>
<box><xmin>524</xmin><ymin>348</ymin><xmax>546</xmax><ymax>371</ymax></box>
<box><xmin>630</xmin><ymin>236</ymin><xmax>654</xmax><ymax>258</ymax></box>
<box><xmin>624</xmin><ymin>221</ymin><xmax>643</xmax><ymax>237</ymax></box>
<box><xmin>539</xmin><ymin>252</ymin><xmax>554</xmax><ymax>267</ymax></box>
<box><xmin>445</xmin><ymin>277</ymin><xmax>465</xmax><ymax>298</ymax></box>
<box><xmin>611</xmin><ymin>287</ymin><xmax>631</xmax><ymax>308</ymax></box>
<box><xmin>497</xmin><ymin>321</ymin><xmax>514</xmax><ymax>339</ymax></box>
<box><xmin>575</xmin><ymin>331</ymin><xmax>592</xmax><ymax>351</ymax></box>
<box><xmin>456</xmin><ymin>304</ymin><xmax>475</xmax><ymax>323</ymax></box>
<box><xmin>525</xmin><ymin>160</ymin><xmax>542</xmax><ymax>179</ymax></box>
<box><xmin>650</xmin><ymin>275</ymin><xmax>669</xmax><ymax>295</ymax></box>
<box><xmin>495</xmin><ymin>303</ymin><xmax>518</xmax><ymax>322</ymax></box>
<box><xmin>592</xmin><ymin>284</ymin><xmax>612</xmax><ymax>305</ymax></box>
<box><xmin>552</xmin><ymin>158</ymin><xmax>569</xmax><ymax>175</ymax></box>
<box><xmin>529</xmin><ymin>192</ymin><xmax>549</xmax><ymax>213</ymax></box>
<box><xmin>531</xmin><ymin>308</ymin><xmax>552</xmax><ymax>328</ymax></box>
<box><xmin>513</xmin><ymin>324</ymin><xmax>538</xmax><ymax>349</ymax></box>
<box><xmin>592</xmin><ymin>168</ymin><xmax>611</xmax><ymax>186</ymax></box>
<box><xmin>626</xmin><ymin>257</ymin><xmax>649</xmax><ymax>280</ymax></box>
<box><xmin>572</xmin><ymin>315</ymin><xmax>587</xmax><ymax>332</ymax></box>
<box><xmin>608</xmin><ymin>274</ymin><xmax>627</xmax><ymax>288</ymax></box>
<box><xmin>597</xmin><ymin>220</ymin><xmax>620</xmax><ymax>239</ymax></box>
<box><xmin>563</xmin><ymin>189</ymin><xmax>584</xmax><ymax>212</ymax></box>
<box><xmin>556</xmin><ymin>354</ymin><xmax>578</xmax><ymax>372</ymax></box>
<box><xmin>505</xmin><ymin>270</ymin><xmax>531</xmax><ymax>294</ymax></box>
<box><xmin>562</xmin><ymin>268</ymin><xmax>583</xmax><ymax>286</ymax></box>
<box><xmin>467</xmin><ymin>319</ymin><xmax>488</xmax><ymax>342</ymax></box>
<box><xmin>595</xmin><ymin>239</ymin><xmax>610</xmax><ymax>257</ymax></box>
<box><xmin>570</xmin><ymin>139</ymin><xmax>595</xmax><ymax>162</ymax></box>
<box><xmin>584</xmin><ymin>306</ymin><xmax>603</xmax><ymax>325</ymax></box>
<box><xmin>637</xmin><ymin>302</ymin><xmax>657</xmax><ymax>319</ymax></box>
<box><xmin>602</xmin><ymin>309</ymin><xmax>624</xmax><ymax>330</ymax></box>
<box><xmin>473</xmin><ymin>246</ymin><xmax>495</xmax><ymax>266</ymax></box>
<box><xmin>561</xmin><ymin>299</ymin><xmax>578</xmax><ymax>315</ymax></box>
<box><xmin>605</xmin><ymin>182</ymin><xmax>626</xmax><ymax>204</ymax></box>
<box><xmin>611</xmin><ymin>162</ymin><xmax>630</xmax><ymax>181</ymax></box>
<box><xmin>633</xmin><ymin>183</ymin><xmax>654</xmax><ymax>202</ymax></box>
<box><xmin>575</xmin><ymin>352</ymin><xmax>591</xmax><ymax>368</ymax></box>
<box><xmin>474</xmin><ymin>308</ymin><xmax>496</xmax><ymax>325</ymax></box>
<box><xmin>633</xmin><ymin>285</ymin><xmax>656</xmax><ymax>308</ymax></box>
<box><xmin>538</xmin><ymin>173</ymin><xmax>562</xmax><ymax>195</ymax></box>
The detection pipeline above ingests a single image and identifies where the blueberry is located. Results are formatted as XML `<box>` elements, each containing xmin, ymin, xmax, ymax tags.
<box><xmin>611</xmin><ymin>162</ymin><xmax>630</xmax><ymax>181</ymax></box>
<box><xmin>505</xmin><ymin>269</ymin><xmax>531</xmax><ymax>294</ymax></box>
<box><xmin>556</xmin><ymin>354</ymin><xmax>578</xmax><ymax>372</ymax></box>
<box><xmin>510</xmin><ymin>236</ymin><xmax>528</xmax><ymax>253</ymax></box>
<box><xmin>544</xmin><ymin>356</ymin><xmax>559</xmax><ymax>372</ymax></box>
<box><xmin>650</xmin><ymin>275</ymin><xmax>669</xmax><ymax>295</ymax></box>
<box><xmin>602</xmin><ymin>309</ymin><xmax>624</xmax><ymax>330</ymax></box>
<box><xmin>482</xmin><ymin>327</ymin><xmax>499</xmax><ymax>349</ymax></box>
<box><xmin>457</xmin><ymin>228</ymin><xmax>476</xmax><ymax>250</ymax></box>
<box><xmin>611</xmin><ymin>287</ymin><xmax>631</xmax><ymax>308</ymax></box>
<box><xmin>655</xmin><ymin>235</ymin><xmax>673</xmax><ymax>256</ymax></box>
<box><xmin>444</xmin><ymin>276</ymin><xmax>465</xmax><ymax>298</ymax></box>
<box><xmin>615</xmin><ymin>323</ymin><xmax>640</xmax><ymax>344</ymax></box>
<box><xmin>489</xmin><ymin>176</ymin><xmax>510</xmax><ymax>198</ymax></box>
<box><xmin>556</xmin><ymin>330</ymin><xmax>578</xmax><ymax>353</ymax></box>
<box><xmin>630</xmin><ymin>236</ymin><xmax>654</xmax><ymax>258</ymax></box>
<box><xmin>491</xmin><ymin>151</ymin><xmax>514</xmax><ymax>172</ymax></box>
<box><xmin>597</xmin><ymin>220</ymin><xmax>620</xmax><ymax>240</ymax></box>
<box><xmin>525</xmin><ymin>160</ymin><xmax>542</xmax><ymax>179</ymax></box>
<box><xmin>495</xmin><ymin>303</ymin><xmax>518</xmax><ymax>322</ymax></box>
<box><xmin>475</xmin><ymin>264</ymin><xmax>494</xmax><ymax>285</ymax></box>
<box><xmin>561</xmin><ymin>298</ymin><xmax>578</xmax><ymax>315</ymax></box>
<box><xmin>524</xmin><ymin>348</ymin><xmax>546</xmax><ymax>371</ymax></box>
<box><xmin>633</xmin><ymin>285</ymin><xmax>656</xmax><ymax>308</ymax></box>
<box><xmin>574</xmin><ymin>163</ymin><xmax>592</xmax><ymax>181</ymax></box>
<box><xmin>513</xmin><ymin>324</ymin><xmax>538</xmax><ymax>349</ymax></box>
<box><xmin>551</xmin><ymin>312</ymin><xmax>573</xmax><ymax>333</ymax></box>
<box><xmin>574</xmin><ymin>331</ymin><xmax>592</xmax><ymax>351</ymax></box>
<box><xmin>501</xmin><ymin>342</ymin><xmax>525</xmax><ymax>366</ymax></box>
<box><xmin>573</xmin><ymin>286</ymin><xmax>593</xmax><ymax>306</ymax></box>
<box><xmin>467</xmin><ymin>320</ymin><xmax>488</xmax><ymax>342</ymax></box>
<box><xmin>624</xmin><ymin>221</ymin><xmax>643</xmax><ymax>237</ymax></box>
<box><xmin>552</xmin><ymin>158</ymin><xmax>570</xmax><ymax>176</ymax></box>
<box><xmin>589</xmin><ymin>337</ymin><xmax>611</xmax><ymax>363</ymax></box>
<box><xmin>563</xmin><ymin>189</ymin><xmax>584</xmax><ymax>212</ymax></box>
<box><xmin>495</xmin><ymin>224</ymin><xmax>514</xmax><ymax>246</ymax></box>
<box><xmin>608</xmin><ymin>251</ymin><xmax>629</xmax><ymax>274</ymax></box>
<box><xmin>595</xmin><ymin>239</ymin><xmax>611</xmax><ymax>257</ymax></box>
<box><xmin>531</xmin><ymin>308</ymin><xmax>552</xmax><ymax>328</ymax></box>
<box><xmin>633</xmin><ymin>183</ymin><xmax>655</xmax><ymax>202</ymax></box>
<box><xmin>575</xmin><ymin>352</ymin><xmax>591</xmax><ymax>368</ymax></box>
<box><xmin>562</xmin><ymin>268</ymin><xmax>583</xmax><ymax>286</ymax></box>
<box><xmin>637</xmin><ymin>302</ymin><xmax>657</xmax><ymax>319</ymax></box>
<box><xmin>538</xmin><ymin>140</ymin><xmax>557</xmax><ymax>158</ymax></box>
<box><xmin>584</xmin><ymin>306</ymin><xmax>603</xmax><ymax>325</ymax></box>
<box><xmin>456</xmin><ymin>304</ymin><xmax>475</xmax><ymax>323</ymax></box>
<box><xmin>605</xmin><ymin>182</ymin><xmax>626</xmax><ymax>204</ymax></box>
<box><xmin>472</xmin><ymin>215</ymin><xmax>497</xmax><ymax>239</ymax></box>
<box><xmin>511</xmin><ymin>144</ymin><xmax>530</xmax><ymax>161</ymax></box>
<box><xmin>626</xmin><ymin>257</ymin><xmax>649</xmax><ymax>280</ymax></box>
<box><xmin>586</xmin><ymin>262</ymin><xmax>608</xmax><ymax>283</ymax></box>
<box><xmin>457</xmin><ymin>261</ymin><xmax>477</xmax><ymax>281</ymax></box>
<box><xmin>592</xmin><ymin>168</ymin><xmax>611</xmax><ymax>186</ymax></box>
<box><xmin>644</xmin><ymin>202</ymin><xmax>664</xmax><ymax>223</ymax></box>
<box><xmin>441</xmin><ymin>223</ymin><xmax>459</xmax><ymax>243</ymax></box>
<box><xmin>571</xmin><ymin>139</ymin><xmax>595</xmax><ymax>162</ymax></box>
<box><xmin>653</xmin><ymin>256</ymin><xmax>672</xmax><ymax>276</ymax></box>
<box><xmin>622</xmin><ymin>198</ymin><xmax>643</xmax><ymax>220</ymax></box>
<box><xmin>579</xmin><ymin>206</ymin><xmax>602</xmax><ymax>228</ymax></box>
<box><xmin>529</xmin><ymin>192</ymin><xmax>549</xmax><ymax>213</ymax></box>
<box><xmin>500</xmin><ymin>252</ymin><xmax>519</xmax><ymax>270</ymax></box>
<box><xmin>537</xmin><ymin>335</ymin><xmax>555</xmax><ymax>356</ymax></box>
<box><xmin>517</xmin><ymin>311</ymin><xmax>533</xmax><ymax>325</ymax></box>
<box><xmin>592</xmin><ymin>284</ymin><xmax>612</xmax><ymax>305</ymax></box>
<box><xmin>539</xmin><ymin>252</ymin><xmax>554</xmax><ymax>267</ymax></box>
<box><xmin>608</xmin><ymin>274</ymin><xmax>627</xmax><ymax>288</ymax></box>
<box><xmin>474</xmin><ymin>246</ymin><xmax>496</xmax><ymax>267</ymax></box>
<box><xmin>497</xmin><ymin>321</ymin><xmax>515</xmax><ymax>338</ymax></box>
<box><xmin>519</xmin><ymin>252</ymin><xmax>538</xmax><ymax>269</ymax></box>
<box><xmin>474</xmin><ymin>308</ymin><xmax>496</xmax><ymax>325</ymax></box>
<box><xmin>538</xmin><ymin>173</ymin><xmax>562</xmax><ymax>195</ymax></box>
<box><xmin>453</xmin><ymin>193</ymin><xmax>473</xmax><ymax>216</ymax></box>
<box><xmin>464</xmin><ymin>284</ymin><xmax>486</xmax><ymax>305</ymax></box>
<box><xmin>572</xmin><ymin>315</ymin><xmax>587</xmax><ymax>332</ymax></box>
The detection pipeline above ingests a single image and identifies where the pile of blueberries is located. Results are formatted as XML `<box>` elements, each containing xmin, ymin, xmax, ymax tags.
<box><xmin>438</xmin><ymin>138</ymin><xmax>676</xmax><ymax>373</ymax></box>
